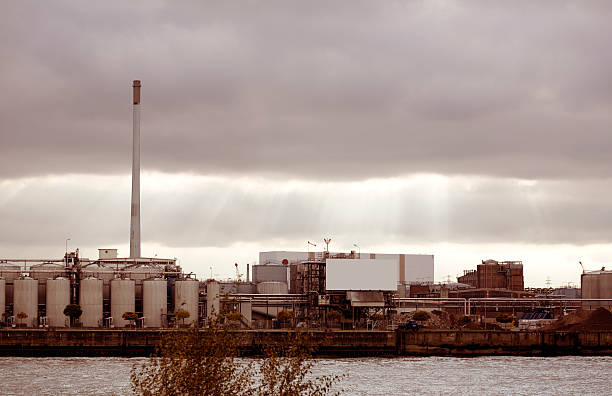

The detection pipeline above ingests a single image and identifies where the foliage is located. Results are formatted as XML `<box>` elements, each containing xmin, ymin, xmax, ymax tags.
<box><xmin>123</xmin><ymin>312</ymin><xmax>139</xmax><ymax>325</ymax></box>
<box><xmin>131</xmin><ymin>323</ymin><xmax>345</xmax><ymax>396</ymax></box>
<box><xmin>257</xmin><ymin>333</ymin><xmax>344</xmax><ymax>396</ymax></box>
<box><xmin>225</xmin><ymin>312</ymin><xmax>242</xmax><ymax>322</ymax></box>
<box><xmin>496</xmin><ymin>314</ymin><xmax>514</xmax><ymax>324</ymax></box>
<box><xmin>326</xmin><ymin>310</ymin><xmax>342</xmax><ymax>322</ymax></box>
<box><xmin>16</xmin><ymin>312</ymin><xmax>28</xmax><ymax>320</ymax></box>
<box><xmin>431</xmin><ymin>310</ymin><xmax>444</xmax><ymax>317</ymax></box>
<box><xmin>63</xmin><ymin>304</ymin><xmax>82</xmax><ymax>318</ymax></box>
<box><xmin>412</xmin><ymin>311</ymin><xmax>431</xmax><ymax>321</ymax></box>
<box><xmin>371</xmin><ymin>313</ymin><xmax>384</xmax><ymax>321</ymax></box>
<box><xmin>175</xmin><ymin>309</ymin><xmax>190</xmax><ymax>325</ymax></box>
<box><xmin>131</xmin><ymin>323</ymin><xmax>252</xmax><ymax>396</ymax></box>
<box><xmin>63</xmin><ymin>304</ymin><xmax>82</xmax><ymax>323</ymax></box>
<box><xmin>277</xmin><ymin>310</ymin><xmax>295</xmax><ymax>322</ymax></box>
<box><xmin>457</xmin><ymin>315</ymin><xmax>472</xmax><ymax>326</ymax></box>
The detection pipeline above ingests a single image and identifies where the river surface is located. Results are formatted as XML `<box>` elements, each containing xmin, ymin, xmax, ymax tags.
<box><xmin>0</xmin><ymin>356</ymin><xmax>610</xmax><ymax>395</ymax></box>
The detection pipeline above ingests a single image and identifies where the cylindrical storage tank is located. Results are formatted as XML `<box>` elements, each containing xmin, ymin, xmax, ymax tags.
<box><xmin>0</xmin><ymin>264</ymin><xmax>21</xmax><ymax>282</ymax></box>
<box><xmin>257</xmin><ymin>281</ymin><xmax>289</xmax><ymax>294</ymax></box>
<box><xmin>30</xmin><ymin>263</ymin><xmax>65</xmax><ymax>280</ymax></box>
<box><xmin>0</xmin><ymin>279</ymin><xmax>5</xmax><ymax>318</ymax></box>
<box><xmin>46</xmin><ymin>277</ymin><xmax>70</xmax><ymax>327</ymax></box>
<box><xmin>111</xmin><ymin>278</ymin><xmax>135</xmax><ymax>327</ymax></box>
<box><xmin>82</xmin><ymin>264</ymin><xmax>115</xmax><ymax>301</ymax></box>
<box><xmin>124</xmin><ymin>265</ymin><xmax>163</xmax><ymax>281</ymax></box>
<box><xmin>206</xmin><ymin>280</ymin><xmax>219</xmax><ymax>320</ymax></box>
<box><xmin>143</xmin><ymin>278</ymin><xmax>167</xmax><ymax>327</ymax></box>
<box><xmin>14</xmin><ymin>277</ymin><xmax>38</xmax><ymax>327</ymax></box>
<box><xmin>80</xmin><ymin>277</ymin><xmax>103</xmax><ymax>327</ymax></box>
<box><xmin>174</xmin><ymin>279</ymin><xmax>199</xmax><ymax>326</ymax></box>
<box><xmin>582</xmin><ymin>271</ymin><xmax>612</xmax><ymax>309</ymax></box>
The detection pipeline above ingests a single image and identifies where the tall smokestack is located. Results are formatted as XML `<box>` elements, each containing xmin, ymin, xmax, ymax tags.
<box><xmin>130</xmin><ymin>80</ymin><xmax>141</xmax><ymax>258</ymax></box>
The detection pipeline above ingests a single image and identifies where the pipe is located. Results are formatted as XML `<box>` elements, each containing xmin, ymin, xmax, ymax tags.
<box><xmin>130</xmin><ymin>80</ymin><xmax>141</xmax><ymax>258</ymax></box>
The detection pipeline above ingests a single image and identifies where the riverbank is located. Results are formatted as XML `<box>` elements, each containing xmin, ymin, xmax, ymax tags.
<box><xmin>0</xmin><ymin>329</ymin><xmax>611</xmax><ymax>357</ymax></box>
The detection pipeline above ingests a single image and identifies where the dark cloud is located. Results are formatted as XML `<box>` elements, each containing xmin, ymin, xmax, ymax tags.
<box><xmin>1</xmin><ymin>1</ymin><xmax>612</xmax><ymax>180</ymax></box>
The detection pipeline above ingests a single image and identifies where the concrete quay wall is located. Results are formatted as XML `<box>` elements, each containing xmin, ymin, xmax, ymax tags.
<box><xmin>0</xmin><ymin>329</ymin><xmax>611</xmax><ymax>357</ymax></box>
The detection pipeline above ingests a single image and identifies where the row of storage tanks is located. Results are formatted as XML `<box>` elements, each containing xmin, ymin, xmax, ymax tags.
<box><xmin>0</xmin><ymin>263</ymin><xmax>200</xmax><ymax>328</ymax></box>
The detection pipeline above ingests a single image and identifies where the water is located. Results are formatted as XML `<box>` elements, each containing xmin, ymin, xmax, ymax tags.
<box><xmin>0</xmin><ymin>356</ymin><xmax>610</xmax><ymax>395</ymax></box>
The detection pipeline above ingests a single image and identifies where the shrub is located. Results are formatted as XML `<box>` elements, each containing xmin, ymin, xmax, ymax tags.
<box><xmin>130</xmin><ymin>321</ymin><xmax>345</xmax><ymax>395</ymax></box>
<box><xmin>123</xmin><ymin>312</ymin><xmax>139</xmax><ymax>326</ymax></box>
<box><xmin>412</xmin><ymin>311</ymin><xmax>431</xmax><ymax>321</ymax></box>
<box><xmin>457</xmin><ymin>315</ymin><xmax>472</xmax><ymax>326</ymax></box>
<box><xmin>63</xmin><ymin>304</ymin><xmax>82</xmax><ymax>326</ymax></box>
<box><xmin>326</xmin><ymin>310</ymin><xmax>342</xmax><ymax>322</ymax></box>
<box><xmin>175</xmin><ymin>309</ymin><xmax>190</xmax><ymax>325</ymax></box>
<box><xmin>496</xmin><ymin>314</ymin><xmax>514</xmax><ymax>324</ymax></box>
<box><xmin>225</xmin><ymin>312</ymin><xmax>242</xmax><ymax>322</ymax></box>
<box><xmin>277</xmin><ymin>310</ymin><xmax>294</xmax><ymax>322</ymax></box>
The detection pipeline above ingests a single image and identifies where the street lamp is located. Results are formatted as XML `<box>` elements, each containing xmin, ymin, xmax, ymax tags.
<box><xmin>353</xmin><ymin>243</ymin><xmax>360</xmax><ymax>259</ymax></box>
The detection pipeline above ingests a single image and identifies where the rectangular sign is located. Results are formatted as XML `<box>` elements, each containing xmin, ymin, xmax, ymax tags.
<box><xmin>326</xmin><ymin>259</ymin><xmax>398</xmax><ymax>290</ymax></box>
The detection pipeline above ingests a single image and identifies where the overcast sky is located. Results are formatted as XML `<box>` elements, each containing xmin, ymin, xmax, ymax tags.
<box><xmin>2</xmin><ymin>1</ymin><xmax>612</xmax><ymax>286</ymax></box>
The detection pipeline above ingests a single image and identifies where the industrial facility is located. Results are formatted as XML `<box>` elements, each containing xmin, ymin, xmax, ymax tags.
<box><xmin>1</xmin><ymin>79</ymin><xmax>611</xmax><ymax>332</ymax></box>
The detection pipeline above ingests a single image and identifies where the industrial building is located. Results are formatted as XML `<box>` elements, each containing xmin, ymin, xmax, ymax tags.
<box><xmin>581</xmin><ymin>268</ymin><xmax>612</xmax><ymax>309</ymax></box>
<box><xmin>457</xmin><ymin>259</ymin><xmax>524</xmax><ymax>291</ymax></box>
<box><xmin>0</xmin><ymin>249</ymin><xmax>198</xmax><ymax>328</ymax></box>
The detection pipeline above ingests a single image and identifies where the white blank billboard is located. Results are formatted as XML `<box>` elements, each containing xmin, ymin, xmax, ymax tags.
<box><xmin>326</xmin><ymin>259</ymin><xmax>398</xmax><ymax>290</ymax></box>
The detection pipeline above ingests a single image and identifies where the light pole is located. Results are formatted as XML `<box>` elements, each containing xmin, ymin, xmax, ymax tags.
<box><xmin>353</xmin><ymin>243</ymin><xmax>360</xmax><ymax>259</ymax></box>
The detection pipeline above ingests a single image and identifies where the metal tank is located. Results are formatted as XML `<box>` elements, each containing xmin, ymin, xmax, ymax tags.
<box><xmin>46</xmin><ymin>277</ymin><xmax>70</xmax><ymax>327</ymax></box>
<box><xmin>0</xmin><ymin>279</ymin><xmax>5</xmax><ymax>318</ymax></box>
<box><xmin>0</xmin><ymin>264</ymin><xmax>21</xmax><ymax>282</ymax></box>
<box><xmin>143</xmin><ymin>278</ymin><xmax>167</xmax><ymax>327</ymax></box>
<box><xmin>123</xmin><ymin>265</ymin><xmax>163</xmax><ymax>281</ymax></box>
<box><xmin>80</xmin><ymin>277</ymin><xmax>103</xmax><ymax>327</ymax></box>
<box><xmin>82</xmin><ymin>263</ymin><xmax>115</xmax><ymax>301</ymax></box>
<box><xmin>174</xmin><ymin>279</ymin><xmax>199</xmax><ymax>326</ymax></box>
<box><xmin>257</xmin><ymin>281</ymin><xmax>289</xmax><ymax>294</ymax></box>
<box><xmin>14</xmin><ymin>277</ymin><xmax>38</xmax><ymax>327</ymax></box>
<box><xmin>582</xmin><ymin>270</ymin><xmax>612</xmax><ymax>309</ymax></box>
<box><xmin>206</xmin><ymin>280</ymin><xmax>219</xmax><ymax>320</ymax></box>
<box><xmin>29</xmin><ymin>263</ymin><xmax>65</xmax><ymax>280</ymax></box>
<box><xmin>111</xmin><ymin>278</ymin><xmax>135</xmax><ymax>327</ymax></box>
<box><xmin>30</xmin><ymin>263</ymin><xmax>65</xmax><ymax>306</ymax></box>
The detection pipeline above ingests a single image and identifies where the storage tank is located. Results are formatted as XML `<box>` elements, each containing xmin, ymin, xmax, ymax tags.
<box><xmin>80</xmin><ymin>277</ymin><xmax>103</xmax><ymax>327</ymax></box>
<box><xmin>257</xmin><ymin>281</ymin><xmax>289</xmax><ymax>294</ymax></box>
<box><xmin>46</xmin><ymin>277</ymin><xmax>70</xmax><ymax>327</ymax></box>
<box><xmin>582</xmin><ymin>270</ymin><xmax>612</xmax><ymax>309</ymax></box>
<box><xmin>123</xmin><ymin>265</ymin><xmax>163</xmax><ymax>281</ymax></box>
<box><xmin>14</xmin><ymin>277</ymin><xmax>38</xmax><ymax>327</ymax></box>
<box><xmin>143</xmin><ymin>278</ymin><xmax>167</xmax><ymax>327</ymax></box>
<box><xmin>0</xmin><ymin>264</ymin><xmax>21</xmax><ymax>282</ymax></box>
<box><xmin>206</xmin><ymin>280</ymin><xmax>219</xmax><ymax>320</ymax></box>
<box><xmin>30</xmin><ymin>263</ymin><xmax>65</xmax><ymax>306</ymax></box>
<box><xmin>30</xmin><ymin>263</ymin><xmax>65</xmax><ymax>280</ymax></box>
<box><xmin>111</xmin><ymin>278</ymin><xmax>136</xmax><ymax>327</ymax></box>
<box><xmin>174</xmin><ymin>279</ymin><xmax>199</xmax><ymax>326</ymax></box>
<box><xmin>0</xmin><ymin>279</ymin><xmax>5</xmax><ymax>317</ymax></box>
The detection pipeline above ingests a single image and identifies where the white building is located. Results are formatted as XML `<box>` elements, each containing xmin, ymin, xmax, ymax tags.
<box><xmin>258</xmin><ymin>251</ymin><xmax>434</xmax><ymax>285</ymax></box>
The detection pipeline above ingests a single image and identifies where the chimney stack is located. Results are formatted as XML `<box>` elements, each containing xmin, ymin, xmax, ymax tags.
<box><xmin>130</xmin><ymin>80</ymin><xmax>141</xmax><ymax>258</ymax></box>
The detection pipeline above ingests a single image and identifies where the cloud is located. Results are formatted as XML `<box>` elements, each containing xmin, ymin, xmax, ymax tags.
<box><xmin>2</xmin><ymin>172</ymin><xmax>612</xmax><ymax>249</ymax></box>
<box><xmin>1</xmin><ymin>1</ymin><xmax>612</xmax><ymax>180</ymax></box>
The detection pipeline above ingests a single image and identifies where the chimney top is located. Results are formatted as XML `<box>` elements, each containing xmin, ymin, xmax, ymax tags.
<box><xmin>132</xmin><ymin>80</ymin><xmax>141</xmax><ymax>105</ymax></box>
